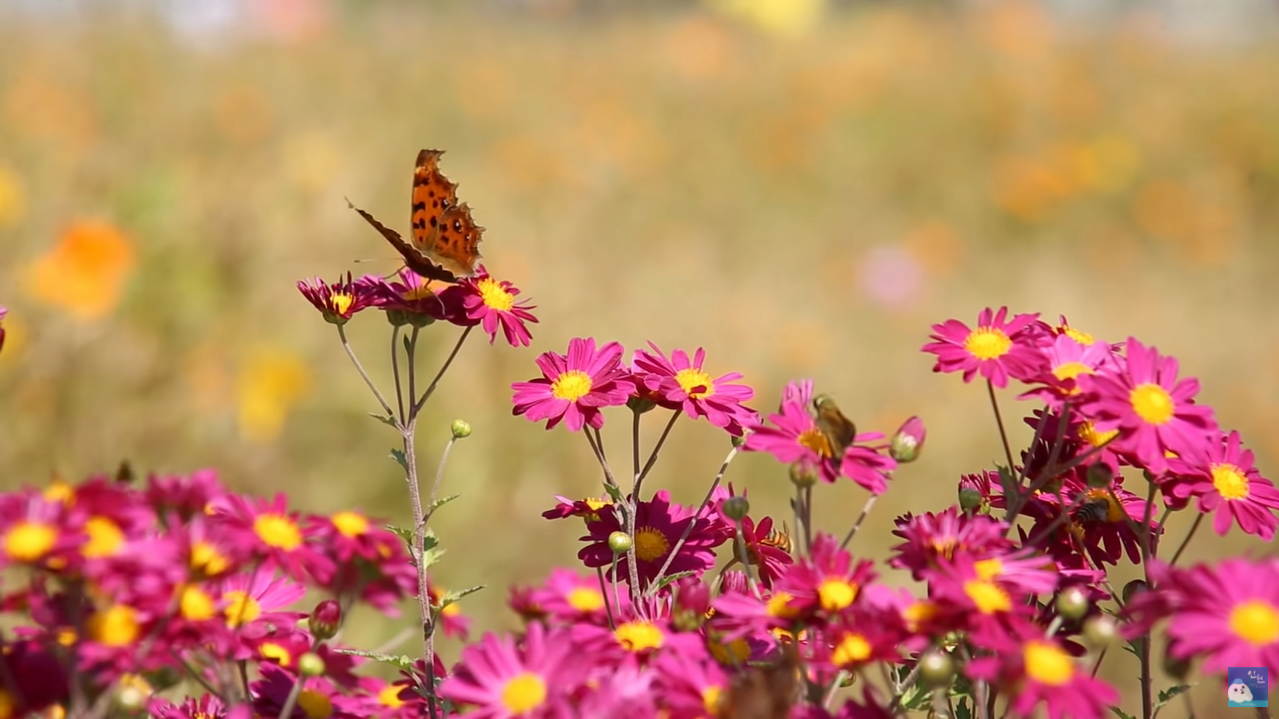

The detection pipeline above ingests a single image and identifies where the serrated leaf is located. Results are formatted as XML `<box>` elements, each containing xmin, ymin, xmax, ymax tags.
<box><xmin>333</xmin><ymin>649</ymin><xmax>416</xmax><ymax>670</ymax></box>
<box><xmin>651</xmin><ymin>570</ymin><xmax>697</xmax><ymax>593</ymax></box>
<box><xmin>369</xmin><ymin>412</ymin><xmax>399</xmax><ymax>428</ymax></box>
<box><xmin>1154</xmin><ymin>683</ymin><xmax>1193</xmax><ymax>713</ymax></box>
<box><xmin>1108</xmin><ymin>707</ymin><xmax>1137</xmax><ymax>719</ymax></box>
<box><xmin>900</xmin><ymin>682</ymin><xmax>932</xmax><ymax>711</ymax></box>
<box><xmin>387</xmin><ymin>524</ymin><xmax>415</xmax><ymax>547</ymax></box>
<box><xmin>1122</xmin><ymin>638</ymin><xmax>1143</xmax><ymax>658</ymax></box>
<box><xmin>954</xmin><ymin>698</ymin><xmax>973</xmax><ymax>719</ymax></box>
<box><xmin>602</xmin><ymin>482</ymin><xmax>626</xmax><ymax>507</ymax></box>
<box><xmin>390</xmin><ymin>448</ymin><xmax>409</xmax><ymax>471</ymax></box>
<box><xmin>437</xmin><ymin>584</ymin><xmax>486</xmax><ymax>610</ymax></box>
<box><xmin>421</xmin><ymin>529</ymin><xmax>445</xmax><ymax>569</ymax></box>
<box><xmin>427</xmin><ymin>494</ymin><xmax>460</xmax><ymax>514</ymax></box>
<box><xmin>997</xmin><ymin>464</ymin><xmax>1020</xmax><ymax>496</ymax></box>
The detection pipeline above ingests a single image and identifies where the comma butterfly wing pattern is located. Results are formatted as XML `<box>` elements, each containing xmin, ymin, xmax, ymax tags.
<box><xmin>348</xmin><ymin>149</ymin><xmax>484</xmax><ymax>283</ymax></box>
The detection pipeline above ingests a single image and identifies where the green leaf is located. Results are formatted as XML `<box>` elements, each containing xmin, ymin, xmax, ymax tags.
<box><xmin>386</xmin><ymin>524</ymin><xmax>414</xmax><ymax>547</ymax></box>
<box><xmin>427</xmin><ymin>494</ymin><xmax>461</xmax><ymax>515</ymax></box>
<box><xmin>954</xmin><ymin>698</ymin><xmax>973</xmax><ymax>719</ymax></box>
<box><xmin>900</xmin><ymin>682</ymin><xmax>932</xmax><ymax>711</ymax></box>
<box><xmin>1109</xmin><ymin>707</ymin><xmax>1137</xmax><ymax>719</ymax></box>
<box><xmin>390</xmin><ymin>448</ymin><xmax>409</xmax><ymax>471</ymax></box>
<box><xmin>651</xmin><ymin>570</ymin><xmax>696</xmax><ymax>593</ymax></box>
<box><xmin>1153</xmin><ymin>683</ymin><xmax>1194</xmax><ymax>715</ymax></box>
<box><xmin>369</xmin><ymin>413</ymin><xmax>399</xmax><ymax>428</ymax></box>
<box><xmin>996</xmin><ymin>464</ymin><xmax>1020</xmax><ymax>496</ymax></box>
<box><xmin>333</xmin><ymin>649</ymin><xmax>415</xmax><ymax>670</ymax></box>
<box><xmin>421</xmin><ymin>529</ymin><xmax>445</xmax><ymax>569</ymax></box>
<box><xmin>436</xmin><ymin>584</ymin><xmax>486</xmax><ymax>612</ymax></box>
<box><xmin>602</xmin><ymin>482</ymin><xmax>626</xmax><ymax>507</ymax></box>
<box><xmin>1122</xmin><ymin>638</ymin><xmax>1143</xmax><ymax>658</ymax></box>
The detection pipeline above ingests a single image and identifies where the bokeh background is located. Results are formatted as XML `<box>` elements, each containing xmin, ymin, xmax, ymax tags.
<box><xmin>3</xmin><ymin>0</ymin><xmax>1279</xmax><ymax>712</ymax></box>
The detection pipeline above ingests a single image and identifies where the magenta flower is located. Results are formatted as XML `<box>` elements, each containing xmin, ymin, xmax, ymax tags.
<box><xmin>631</xmin><ymin>342</ymin><xmax>758</xmax><ymax>435</ymax></box>
<box><xmin>439</xmin><ymin>621</ymin><xmax>581</xmax><ymax>718</ymax></box>
<box><xmin>366</xmin><ymin>267</ymin><xmax>466</xmax><ymax>323</ymax></box>
<box><xmin>526</xmin><ymin>568</ymin><xmax>621</xmax><ymax>627</ymax></box>
<box><xmin>296</xmin><ymin>272</ymin><xmax>377</xmax><ymax>324</ymax></box>
<box><xmin>1166</xmin><ymin>430</ymin><xmax>1279</xmax><ymax>541</ymax></box>
<box><xmin>208</xmin><ymin>493</ymin><xmax>334</xmax><ymax>584</ymax></box>
<box><xmin>579</xmin><ymin>490</ymin><xmax>726</xmax><ymax>587</ymax></box>
<box><xmin>922</xmin><ymin>307</ymin><xmax>1048</xmax><ymax>388</ymax></box>
<box><xmin>1019</xmin><ymin>333</ymin><xmax>1121</xmax><ymax>408</ymax></box>
<box><xmin>775</xmin><ymin>533</ymin><xmax>877</xmax><ymax>619</ymax></box>
<box><xmin>511</xmin><ymin>337</ymin><xmax>632</xmax><ymax>432</ymax></box>
<box><xmin>0</xmin><ymin>305</ymin><xmax>7</xmax><ymax>354</ymax></box>
<box><xmin>457</xmin><ymin>266</ymin><xmax>539</xmax><ymax>347</ymax></box>
<box><xmin>1077</xmin><ymin>337</ymin><xmax>1218</xmax><ymax>475</ymax></box>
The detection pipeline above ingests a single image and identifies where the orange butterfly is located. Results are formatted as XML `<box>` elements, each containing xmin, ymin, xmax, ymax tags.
<box><xmin>348</xmin><ymin>149</ymin><xmax>485</xmax><ymax>283</ymax></box>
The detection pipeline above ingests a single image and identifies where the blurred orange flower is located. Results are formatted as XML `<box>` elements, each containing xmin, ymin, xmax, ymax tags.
<box><xmin>25</xmin><ymin>220</ymin><xmax>136</xmax><ymax>321</ymax></box>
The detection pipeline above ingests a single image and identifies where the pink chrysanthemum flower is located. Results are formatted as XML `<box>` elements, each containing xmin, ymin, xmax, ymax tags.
<box><xmin>151</xmin><ymin>694</ymin><xmax>251</xmax><ymax>719</ymax></box>
<box><xmin>922</xmin><ymin>307</ymin><xmax>1048</xmax><ymax>388</ymax></box>
<box><xmin>579</xmin><ymin>490</ymin><xmax>726</xmax><ymax>587</ymax></box>
<box><xmin>0</xmin><ymin>305</ymin><xmax>7</xmax><ymax>354</ymax></box>
<box><xmin>631</xmin><ymin>342</ymin><xmax>758</xmax><ymax>436</ymax></box>
<box><xmin>775</xmin><ymin>533</ymin><xmax>877</xmax><ymax>620</ymax></box>
<box><xmin>1166</xmin><ymin>430</ymin><xmax>1279</xmax><ymax>541</ymax></box>
<box><xmin>654</xmin><ymin>647</ymin><xmax>730</xmax><ymax>718</ymax></box>
<box><xmin>208</xmin><ymin>493</ymin><xmax>334</xmax><ymax>584</ymax></box>
<box><xmin>511</xmin><ymin>337</ymin><xmax>632</xmax><ymax>432</ymax></box>
<box><xmin>367</xmin><ymin>267</ymin><xmax>466</xmax><ymax>323</ymax></box>
<box><xmin>1022</xmin><ymin>471</ymin><xmax>1158</xmax><ymax>568</ymax></box>
<box><xmin>541</xmin><ymin>495</ymin><xmax>612</xmax><ymax>524</ymax></box>
<box><xmin>526</xmin><ymin>568</ymin><xmax>620</xmax><ymax>627</ymax></box>
<box><xmin>711</xmin><ymin>488</ymin><xmax>793</xmax><ymax>589</ymax></box>
<box><xmin>215</xmin><ymin>571</ymin><xmax>307</xmax><ymax>631</ymax></box>
<box><xmin>0</xmin><ymin>492</ymin><xmax>86</xmax><ymax>573</ymax></box>
<box><xmin>1077</xmin><ymin>337</ymin><xmax>1218</xmax><ymax>475</ymax></box>
<box><xmin>1019</xmin><ymin>333</ymin><xmax>1121</xmax><ymax>408</ymax></box>
<box><xmin>296</xmin><ymin>272</ymin><xmax>377</xmax><ymax>325</ymax></box>
<box><xmin>145</xmin><ymin>468</ymin><xmax>229</xmax><ymax>519</ymax></box>
<box><xmin>439</xmin><ymin>622</ymin><xmax>581</xmax><ymax>718</ymax></box>
<box><xmin>252</xmin><ymin>664</ymin><xmax>361</xmax><ymax>718</ymax></box>
<box><xmin>966</xmin><ymin>620</ymin><xmax>1119</xmax><ymax>719</ymax></box>
<box><xmin>456</xmin><ymin>266</ymin><xmax>539</xmax><ymax>347</ymax></box>
<box><xmin>889</xmin><ymin>507</ymin><xmax>1013</xmax><ymax>581</ymax></box>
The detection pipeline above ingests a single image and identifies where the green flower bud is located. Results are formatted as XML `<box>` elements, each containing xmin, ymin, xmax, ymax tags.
<box><xmin>1082</xmin><ymin>615</ymin><xmax>1119</xmax><ymax>649</ymax></box>
<box><xmin>1055</xmin><ymin>586</ymin><xmax>1091</xmax><ymax>622</ymax></box>
<box><xmin>451</xmin><ymin>419</ymin><xmax>472</xmax><ymax>439</ymax></box>
<box><xmin>608</xmin><ymin>531</ymin><xmax>632</xmax><ymax>554</ymax></box>
<box><xmin>722</xmin><ymin>496</ymin><xmax>751</xmax><ymax>522</ymax></box>
<box><xmin>789</xmin><ymin>461</ymin><xmax>819</xmax><ymax>488</ymax></box>
<box><xmin>918</xmin><ymin>650</ymin><xmax>955</xmax><ymax>689</ymax></box>
<box><xmin>298</xmin><ymin>652</ymin><xmax>326</xmax><ymax>677</ymax></box>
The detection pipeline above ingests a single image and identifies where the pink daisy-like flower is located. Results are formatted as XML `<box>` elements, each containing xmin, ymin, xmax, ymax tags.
<box><xmin>922</xmin><ymin>306</ymin><xmax>1048</xmax><ymax>388</ymax></box>
<box><xmin>1019</xmin><ymin>333</ymin><xmax>1121</xmax><ymax>408</ymax></box>
<box><xmin>889</xmin><ymin>507</ymin><xmax>1013</xmax><ymax>581</ymax></box>
<box><xmin>526</xmin><ymin>568</ymin><xmax>620</xmax><ymax>627</ymax></box>
<box><xmin>456</xmin><ymin>266</ymin><xmax>539</xmax><ymax>347</ymax></box>
<box><xmin>541</xmin><ymin>495</ymin><xmax>612</xmax><ymax>524</ymax></box>
<box><xmin>631</xmin><ymin>342</ymin><xmax>758</xmax><ymax>436</ymax></box>
<box><xmin>252</xmin><ymin>663</ymin><xmax>361</xmax><ymax>719</ymax></box>
<box><xmin>579</xmin><ymin>490</ymin><xmax>726</xmax><ymax>587</ymax></box>
<box><xmin>654</xmin><ymin>646</ymin><xmax>729</xmax><ymax>718</ymax></box>
<box><xmin>1166</xmin><ymin>430</ymin><xmax>1279</xmax><ymax>541</ymax></box>
<box><xmin>439</xmin><ymin>621</ymin><xmax>581</xmax><ymax>719</ymax></box>
<box><xmin>208</xmin><ymin>493</ymin><xmax>334</xmax><ymax>584</ymax></box>
<box><xmin>511</xmin><ymin>337</ymin><xmax>632</xmax><ymax>432</ymax></box>
<box><xmin>296</xmin><ymin>272</ymin><xmax>377</xmax><ymax>325</ymax></box>
<box><xmin>1076</xmin><ymin>337</ymin><xmax>1218</xmax><ymax>475</ymax></box>
<box><xmin>366</xmin><ymin>267</ymin><xmax>466</xmax><ymax>323</ymax></box>
<box><xmin>775</xmin><ymin>533</ymin><xmax>877</xmax><ymax>620</ymax></box>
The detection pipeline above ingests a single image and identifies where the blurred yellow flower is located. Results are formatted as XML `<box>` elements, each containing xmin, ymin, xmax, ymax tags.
<box><xmin>705</xmin><ymin>0</ymin><xmax>826</xmax><ymax>38</ymax></box>
<box><xmin>25</xmin><ymin>220</ymin><xmax>136</xmax><ymax>321</ymax></box>
<box><xmin>0</xmin><ymin>166</ymin><xmax>26</xmax><ymax>228</ymax></box>
<box><xmin>235</xmin><ymin>349</ymin><xmax>312</xmax><ymax>442</ymax></box>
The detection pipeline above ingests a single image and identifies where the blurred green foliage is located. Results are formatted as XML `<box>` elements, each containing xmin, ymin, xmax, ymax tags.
<box><xmin>2</xmin><ymin>0</ymin><xmax>1278</xmax><ymax>709</ymax></box>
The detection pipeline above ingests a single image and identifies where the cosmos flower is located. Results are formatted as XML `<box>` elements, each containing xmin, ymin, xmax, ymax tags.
<box><xmin>631</xmin><ymin>342</ymin><xmax>758</xmax><ymax>435</ymax></box>
<box><xmin>511</xmin><ymin>337</ymin><xmax>633</xmax><ymax>431</ymax></box>
<box><xmin>922</xmin><ymin>307</ymin><xmax>1048</xmax><ymax>388</ymax></box>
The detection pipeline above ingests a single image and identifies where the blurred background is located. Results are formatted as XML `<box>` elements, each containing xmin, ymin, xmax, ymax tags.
<box><xmin>3</xmin><ymin>0</ymin><xmax>1279</xmax><ymax>711</ymax></box>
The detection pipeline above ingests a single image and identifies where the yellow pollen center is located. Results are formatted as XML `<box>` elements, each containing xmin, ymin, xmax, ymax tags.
<box><xmin>963</xmin><ymin>327</ymin><xmax>1013</xmax><ymax>360</ymax></box>
<box><xmin>4</xmin><ymin>521</ymin><xmax>56</xmax><ymax>562</ymax></box>
<box><xmin>1211</xmin><ymin>464</ymin><xmax>1250</xmax><ymax>500</ymax></box>
<box><xmin>224</xmin><ymin>590</ymin><xmax>263</xmax><ymax>627</ymax></box>
<box><xmin>818</xmin><ymin>578</ymin><xmax>857</xmax><ymax>611</ymax></box>
<box><xmin>500</xmin><ymin>672</ymin><xmax>547</xmax><ymax>714</ymax></box>
<box><xmin>297</xmin><ymin>689</ymin><xmax>333</xmax><ymax>718</ymax></box>
<box><xmin>87</xmin><ymin>605</ymin><xmax>141</xmax><ymax>647</ymax></box>
<box><xmin>634</xmin><ymin>527</ymin><xmax>670</xmax><ymax>562</ymax></box>
<box><xmin>702</xmin><ymin>686</ymin><xmax>724</xmax><ymax>714</ymax></box>
<box><xmin>1129</xmin><ymin>383</ymin><xmax>1174</xmax><ymax>425</ymax></box>
<box><xmin>83</xmin><ymin>517</ymin><xmax>124</xmax><ymax>558</ymax></box>
<box><xmin>1052</xmin><ymin>362</ymin><xmax>1093</xmax><ymax>383</ymax></box>
<box><xmin>253</xmin><ymin>513</ymin><xmax>302</xmax><ymax>550</ymax></box>
<box><xmin>43</xmin><ymin>482</ymin><xmax>74</xmax><ymax>505</ymax></box>
<box><xmin>260</xmin><ymin>642</ymin><xmax>290</xmax><ymax>664</ymax></box>
<box><xmin>190</xmin><ymin>541</ymin><xmax>230</xmax><ymax>576</ymax></box>
<box><xmin>0</xmin><ymin>690</ymin><xmax>15</xmax><ymax>719</ymax></box>
<box><xmin>766</xmin><ymin>592</ymin><xmax>800</xmax><ymax>619</ymax></box>
<box><xmin>832</xmin><ymin>633</ymin><xmax>872</xmax><ymax>666</ymax></box>
<box><xmin>964</xmin><ymin>579</ymin><xmax>1011</xmax><ymax>614</ymax></box>
<box><xmin>331</xmin><ymin>511</ymin><xmax>369</xmax><ymax>537</ymax></box>
<box><xmin>1023</xmin><ymin>641</ymin><xmax>1075</xmax><ymax>686</ymax></box>
<box><xmin>378</xmin><ymin>684</ymin><xmax>405</xmax><ymax>708</ymax></box>
<box><xmin>179</xmin><ymin>585</ymin><xmax>217</xmax><ymax>621</ymax></box>
<box><xmin>331</xmin><ymin>293</ymin><xmax>354</xmax><ymax>316</ymax></box>
<box><xmin>1078</xmin><ymin>421</ymin><xmax>1119</xmax><ymax>448</ymax></box>
<box><xmin>902</xmin><ymin>601</ymin><xmax>938</xmax><ymax>631</ymax></box>
<box><xmin>1062</xmin><ymin>326</ymin><xmax>1095</xmax><ymax>345</ymax></box>
<box><xmin>798</xmin><ymin>427</ymin><xmax>835</xmax><ymax>459</ymax></box>
<box><xmin>614</xmin><ymin>621</ymin><xmax>665</xmax><ymax>652</ymax></box>
<box><xmin>550</xmin><ymin>369</ymin><xmax>592</xmax><ymax>401</ymax></box>
<box><xmin>567</xmin><ymin>587</ymin><xmax>605</xmax><ymax>612</ymax></box>
<box><xmin>478</xmin><ymin>278</ymin><xmax>514</xmax><ymax>311</ymax></box>
<box><xmin>973</xmin><ymin>558</ymin><xmax>1003</xmax><ymax>580</ymax></box>
<box><xmin>1228</xmin><ymin>600</ymin><xmax>1279</xmax><ymax>646</ymax></box>
<box><xmin>674</xmin><ymin>368</ymin><xmax>715</xmax><ymax>399</ymax></box>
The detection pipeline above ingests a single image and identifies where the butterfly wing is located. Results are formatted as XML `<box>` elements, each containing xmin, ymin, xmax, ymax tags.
<box><xmin>410</xmin><ymin>149</ymin><xmax>483</xmax><ymax>279</ymax></box>
<box><xmin>347</xmin><ymin>199</ymin><xmax>458</xmax><ymax>284</ymax></box>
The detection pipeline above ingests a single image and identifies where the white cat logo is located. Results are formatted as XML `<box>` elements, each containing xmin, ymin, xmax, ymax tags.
<box><xmin>1229</xmin><ymin>680</ymin><xmax>1255</xmax><ymax>703</ymax></box>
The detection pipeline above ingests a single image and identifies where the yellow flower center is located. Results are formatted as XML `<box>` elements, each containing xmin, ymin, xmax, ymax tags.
<box><xmin>1212</xmin><ymin>463</ymin><xmax>1250</xmax><ymax>501</ymax></box>
<box><xmin>902</xmin><ymin>600</ymin><xmax>938</xmax><ymax>632</ymax></box>
<box><xmin>1023</xmin><ymin>641</ymin><xmax>1074</xmax><ymax>686</ymax></box>
<box><xmin>818</xmin><ymin>578</ymin><xmax>857</xmax><ymax>611</ymax></box>
<box><xmin>964</xmin><ymin>579</ymin><xmax>1011</xmax><ymax>614</ymax></box>
<box><xmin>179</xmin><ymin>585</ymin><xmax>217</xmax><ymax>621</ymax></box>
<box><xmin>297</xmin><ymin>689</ymin><xmax>333</xmax><ymax>718</ymax></box>
<box><xmin>766</xmin><ymin>591</ymin><xmax>800</xmax><ymax>619</ymax></box>
<box><xmin>1129</xmin><ymin>383</ymin><xmax>1174</xmax><ymax>425</ymax></box>
<box><xmin>550</xmin><ymin>369</ymin><xmax>592</xmax><ymax>401</ymax></box>
<box><xmin>88</xmin><ymin>605</ymin><xmax>141</xmax><ymax>647</ymax></box>
<box><xmin>330</xmin><ymin>293</ymin><xmax>354</xmax><ymax>316</ymax></box>
<box><xmin>798</xmin><ymin>427</ymin><xmax>835</xmax><ymax>459</ymax></box>
<box><xmin>702</xmin><ymin>686</ymin><xmax>724</xmax><ymax>714</ymax></box>
<box><xmin>190</xmin><ymin>540</ymin><xmax>230</xmax><ymax>576</ymax></box>
<box><xmin>0</xmin><ymin>690</ymin><xmax>14</xmax><ymax>719</ymax></box>
<box><xmin>378</xmin><ymin>684</ymin><xmax>405</xmax><ymax>708</ymax></box>
<box><xmin>1229</xmin><ymin>600</ymin><xmax>1279</xmax><ymax>647</ymax></box>
<box><xmin>331</xmin><ymin>511</ymin><xmax>369</xmax><ymax>537</ymax></box>
<box><xmin>567</xmin><ymin>587</ymin><xmax>604</xmax><ymax>612</ymax></box>
<box><xmin>831</xmin><ymin>633</ymin><xmax>872</xmax><ymax>667</ymax></box>
<box><xmin>614</xmin><ymin>620</ymin><xmax>665</xmax><ymax>652</ymax></box>
<box><xmin>1061</xmin><ymin>326</ymin><xmax>1095</xmax><ymax>345</ymax></box>
<box><xmin>674</xmin><ymin>367</ymin><xmax>715</xmax><ymax>399</ymax></box>
<box><xmin>4</xmin><ymin>521</ymin><xmax>56</xmax><ymax>562</ymax></box>
<box><xmin>963</xmin><ymin>327</ymin><xmax>1012</xmax><ymax>360</ymax></box>
<box><xmin>253</xmin><ymin>513</ymin><xmax>302</xmax><ymax>550</ymax></box>
<box><xmin>478</xmin><ymin>277</ymin><xmax>514</xmax><ymax>311</ymax></box>
<box><xmin>634</xmin><ymin>527</ymin><xmax>670</xmax><ymax>562</ymax></box>
<box><xmin>973</xmin><ymin>558</ymin><xmax>1003</xmax><ymax>580</ymax></box>
<box><xmin>43</xmin><ymin>481</ymin><xmax>74</xmax><ymax>505</ymax></box>
<box><xmin>1078</xmin><ymin>421</ymin><xmax>1119</xmax><ymax>448</ymax></box>
<box><xmin>1052</xmin><ymin>362</ymin><xmax>1093</xmax><ymax>383</ymax></box>
<box><xmin>500</xmin><ymin>672</ymin><xmax>546</xmax><ymax>714</ymax></box>
<box><xmin>224</xmin><ymin>590</ymin><xmax>262</xmax><ymax>628</ymax></box>
<box><xmin>260</xmin><ymin>642</ymin><xmax>290</xmax><ymax>664</ymax></box>
<box><xmin>83</xmin><ymin>517</ymin><xmax>124</xmax><ymax>558</ymax></box>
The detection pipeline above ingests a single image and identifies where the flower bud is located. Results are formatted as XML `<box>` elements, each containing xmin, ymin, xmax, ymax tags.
<box><xmin>721</xmin><ymin>496</ymin><xmax>751</xmax><ymax>522</ymax></box>
<box><xmin>1085</xmin><ymin>462</ymin><xmax>1114</xmax><ymax>488</ymax></box>
<box><xmin>608</xmin><ymin>531</ymin><xmax>632</xmax><ymax>554</ymax></box>
<box><xmin>918</xmin><ymin>650</ymin><xmax>955</xmax><ymax>689</ymax></box>
<box><xmin>958</xmin><ymin>487</ymin><xmax>984</xmax><ymax>513</ymax></box>
<box><xmin>1055</xmin><ymin>586</ymin><xmax>1091</xmax><ymax>622</ymax></box>
<box><xmin>731</xmin><ymin>432</ymin><xmax>749</xmax><ymax>448</ymax></box>
<box><xmin>1082</xmin><ymin>615</ymin><xmax>1118</xmax><ymax>648</ymax></box>
<box><xmin>451</xmin><ymin>419</ymin><xmax>472</xmax><ymax>439</ymax></box>
<box><xmin>115</xmin><ymin>685</ymin><xmax>147</xmax><ymax>712</ymax></box>
<box><xmin>309</xmin><ymin>599</ymin><xmax>343</xmax><ymax>640</ymax></box>
<box><xmin>789</xmin><ymin>460</ymin><xmax>819</xmax><ymax>488</ymax></box>
<box><xmin>1121</xmin><ymin>579</ymin><xmax>1147</xmax><ymax>605</ymax></box>
<box><xmin>298</xmin><ymin>652</ymin><xmax>326</xmax><ymax>677</ymax></box>
<box><xmin>627</xmin><ymin>395</ymin><xmax>656</xmax><ymax>414</ymax></box>
<box><xmin>889</xmin><ymin>416</ymin><xmax>926</xmax><ymax>463</ymax></box>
